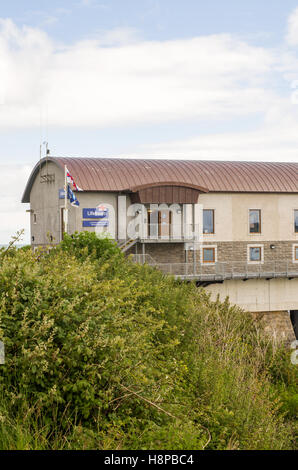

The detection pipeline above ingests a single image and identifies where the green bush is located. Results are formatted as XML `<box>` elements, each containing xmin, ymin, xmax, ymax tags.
<box><xmin>0</xmin><ymin>233</ymin><xmax>296</xmax><ymax>450</ymax></box>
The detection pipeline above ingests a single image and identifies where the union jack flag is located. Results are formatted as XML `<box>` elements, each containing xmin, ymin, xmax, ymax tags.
<box><xmin>66</xmin><ymin>167</ymin><xmax>83</xmax><ymax>191</ymax></box>
<box><xmin>67</xmin><ymin>185</ymin><xmax>80</xmax><ymax>207</ymax></box>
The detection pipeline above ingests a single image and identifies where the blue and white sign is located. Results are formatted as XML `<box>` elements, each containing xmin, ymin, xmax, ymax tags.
<box><xmin>83</xmin><ymin>220</ymin><xmax>109</xmax><ymax>228</ymax></box>
<box><xmin>59</xmin><ymin>188</ymin><xmax>66</xmax><ymax>199</ymax></box>
<box><xmin>83</xmin><ymin>208</ymin><xmax>109</xmax><ymax>219</ymax></box>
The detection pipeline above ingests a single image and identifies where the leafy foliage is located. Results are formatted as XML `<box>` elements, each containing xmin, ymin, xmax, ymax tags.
<box><xmin>0</xmin><ymin>232</ymin><xmax>296</xmax><ymax>450</ymax></box>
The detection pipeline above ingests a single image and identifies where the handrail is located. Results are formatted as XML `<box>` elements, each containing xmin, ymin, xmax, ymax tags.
<box><xmin>131</xmin><ymin>257</ymin><xmax>298</xmax><ymax>279</ymax></box>
<box><xmin>142</xmin><ymin>223</ymin><xmax>201</xmax><ymax>241</ymax></box>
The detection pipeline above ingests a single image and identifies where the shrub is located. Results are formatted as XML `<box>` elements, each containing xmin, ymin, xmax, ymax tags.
<box><xmin>0</xmin><ymin>233</ymin><xmax>295</xmax><ymax>449</ymax></box>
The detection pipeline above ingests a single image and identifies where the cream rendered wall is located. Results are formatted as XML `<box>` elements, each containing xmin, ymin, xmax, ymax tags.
<box><xmin>30</xmin><ymin>162</ymin><xmax>64</xmax><ymax>245</ymax></box>
<box><xmin>118</xmin><ymin>195</ymin><xmax>127</xmax><ymax>240</ymax></box>
<box><xmin>30</xmin><ymin>169</ymin><xmax>298</xmax><ymax>247</ymax></box>
<box><xmin>198</xmin><ymin>193</ymin><xmax>298</xmax><ymax>315</ymax></box>
<box><xmin>205</xmin><ymin>278</ymin><xmax>298</xmax><ymax>312</ymax></box>
<box><xmin>198</xmin><ymin>193</ymin><xmax>298</xmax><ymax>242</ymax></box>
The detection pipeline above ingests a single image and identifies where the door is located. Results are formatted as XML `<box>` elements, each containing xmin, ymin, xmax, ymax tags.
<box><xmin>147</xmin><ymin>209</ymin><xmax>172</xmax><ymax>239</ymax></box>
<box><xmin>158</xmin><ymin>210</ymin><xmax>172</xmax><ymax>238</ymax></box>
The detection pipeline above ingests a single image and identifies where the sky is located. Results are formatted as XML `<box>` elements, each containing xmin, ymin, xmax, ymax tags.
<box><xmin>1</xmin><ymin>0</ymin><xmax>298</xmax><ymax>244</ymax></box>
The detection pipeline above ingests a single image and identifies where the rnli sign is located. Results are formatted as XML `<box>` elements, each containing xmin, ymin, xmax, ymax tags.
<box><xmin>83</xmin><ymin>207</ymin><xmax>109</xmax><ymax>219</ymax></box>
<box><xmin>83</xmin><ymin>220</ymin><xmax>109</xmax><ymax>227</ymax></box>
<box><xmin>59</xmin><ymin>188</ymin><xmax>66</xmax><ymax>199</ymax></box>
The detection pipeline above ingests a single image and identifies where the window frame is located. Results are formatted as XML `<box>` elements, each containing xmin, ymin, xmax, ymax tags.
<box><xmin>294</xmin><ymin>209</ymin><xmax>298</xmax><ymax>234</ymax></box>
<box><xmin>201</xmin><ymin>245</ymin><xmax>217</xmax><ymax>265</ymax></box>
<box><xmin>293</xmin><ymin>245</ymin><xmax>298</xmax><ymax>263</ymax></box>
<box><xmin>249</xmin><ymin>209</ymin><xmax>261</xmax><ymax>234</ymax></box>
<box><xmin>203</xmin><ymin>209</ymin><xmax>215</xmax><ymax>235</ymax></box>
<box><xmin>247</xmin><ymin>244</ymin><xmax>264</xmax><ymax>264</ymax></box>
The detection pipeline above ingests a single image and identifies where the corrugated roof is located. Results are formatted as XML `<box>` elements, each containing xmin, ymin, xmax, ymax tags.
<box><xmin>22</xmin><ymin>157</ymin><xmax>298</xmax><ymax>203</ymax></box>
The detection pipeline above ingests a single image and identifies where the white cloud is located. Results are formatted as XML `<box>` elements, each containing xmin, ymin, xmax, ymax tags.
<box><xmin>0</xmin><ymin>19</ymin><xmax>281</xmax><ymax>128</ymax></box>
<box><xmin>137</xmin><ymin>124</ymin><xmax>298</xmax><ymax>161</ymax></box>
<box><xmin>286</xmin><ymin>7</ymin><xmax>298</xmax><ymax>46</ymax></box>
<box><xmin>0</xmin><ymin>164</ymin><xmax>31</xmax><ymax>245</ymax></box>
<box><xmin>0</xmin><ymin>19</ymin><xmax>52</xmax><ymax>112</ymax></box>
<box><xmin>1</xmin><ymin>13</ymin><xmax>298</xmax><ymax>245</ymax></box>
<box><xmin>135</xmin><ymin>96</ymin><xmax>298</xmax><ymax>162</ymax></box>
<box><xmin>94</xmin><ymin>27</ymin><xmax>140</xmax><ymax>46</ymax></box>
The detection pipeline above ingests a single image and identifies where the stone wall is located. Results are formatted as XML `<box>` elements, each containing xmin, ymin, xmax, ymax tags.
<box><xmin>188</xmin><ymin>240</ymin><xmax>297</xmax><ymax>264</ymax></box>
<box><xmin>251</xmin><ymin>311</ymin><xmax>296</xmax><ymax>345</ymax></box>
<box><xmin>128</xmin><ymin>240</ymin><xmax>297</xmax><ymax>266</ymax></box>
<box><xmin>128</xmin><ymin>242</ymin><xmax>185</xmax><ymax>264</ymax></box>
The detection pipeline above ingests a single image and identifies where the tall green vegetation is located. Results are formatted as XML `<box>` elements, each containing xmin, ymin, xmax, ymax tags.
<box><xmin>0</xmin><ymin>232</ymin><xmax>296</xmax><ymax>450</ymax></box>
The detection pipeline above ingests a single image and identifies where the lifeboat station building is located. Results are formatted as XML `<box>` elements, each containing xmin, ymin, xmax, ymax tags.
<box><xmin>22</xmin><ymin>157</ymin><xmax>298</xmax><ymax>343</ymax></box>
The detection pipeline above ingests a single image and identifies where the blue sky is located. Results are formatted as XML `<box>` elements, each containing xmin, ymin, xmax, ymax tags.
<box><xmin>2</xmin><ymin>0</ymin><xmax>297</xmax><ymax>45</ymax></box>
<box><xmin>1</xmin><ymin>0</ymin><xmax>298</xmax><ymax>243</ymax></box>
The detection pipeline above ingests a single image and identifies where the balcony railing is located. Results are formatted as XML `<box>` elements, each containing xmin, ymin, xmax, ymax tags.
<box><xmin>140</xmin><ymin>223</ymin><xmax>201</xmax><ymax>241</ymax></box>
<box><xmin>131</xmin><ymin>256</ymin><xmax>298</xmax><ymax>281</ymax></box>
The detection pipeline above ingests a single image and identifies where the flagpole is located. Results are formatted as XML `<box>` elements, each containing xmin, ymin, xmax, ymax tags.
<box><xmin>64</xmin><ymin>165</ymin><xmax>68</xmax><ymax>235</ymax></box>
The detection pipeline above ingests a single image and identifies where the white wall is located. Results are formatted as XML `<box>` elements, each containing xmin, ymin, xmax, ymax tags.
<box><xmin>199</xmin><ymin>193</ymin><xmax>298</xmax><ymax>242</ymax></box>
<box><xmin>205</xmin><ymin>277</ymin><xmax>298</xmax><ymax>312</ymax></box>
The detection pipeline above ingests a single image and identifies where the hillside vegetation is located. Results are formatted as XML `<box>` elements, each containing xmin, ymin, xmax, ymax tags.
<box><xmin>0</xmin><ymin>232</ymin><xmax>297</xmax><ymax>450</ymax></box>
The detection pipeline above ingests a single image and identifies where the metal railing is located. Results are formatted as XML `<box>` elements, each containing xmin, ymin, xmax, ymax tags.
<box><xmin>131</xmin><ymin>256</ymin><xmax>298</xmax><ymax>280</ymax></box>
<box><xmin>132</xmin><ymin>254</ymin><xmax>157</xmax><ymax>265</ymax></box>
<box><xmin>140</xmin><ymin>223</ymin><xmax>201</xmax><ymax>241</ymax></box>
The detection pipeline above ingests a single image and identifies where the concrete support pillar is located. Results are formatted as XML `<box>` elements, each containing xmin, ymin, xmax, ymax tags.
<box><xmin>194</xmin><ymin>203</ymin><xmax>203</xmax><ymax>242</ymax></box>
<box><xmin>171</xmin><ymin>204</ymin><xmax>182</xmax><ymax>239</ymax></box>
<box><xmin>118</xmin><ymin>195</ymin><xmax>127</xmax><ymax>241</ymax></box>
<box><xmin>139</xmin><ymin>205</ymin><xmax>147</xmax><ymax>240</ymax></box>
<box><xmin>149</xmin><ymin>204</ymin><xmax>159</xmax><ymax>240</ymax></box>
<box><xmin>183</xmin><ymin>204</ymin><xmax>193</xmax><ymax>240</ymax></box>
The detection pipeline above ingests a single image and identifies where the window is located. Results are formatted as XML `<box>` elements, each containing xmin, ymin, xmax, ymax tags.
<box><xmin>249</xmin><ymin>246</ymin><xmax>261</xmax><ymax>262</ymax></box>
<box><xmin>295</xmin><ymin>210</ymin><xmax>298</xmax><ymax>233</ymax></box>
<box><xmin>33</xmin><ymin>213</ymin><xmax>37</xmax><ymax>224</ymax></box>
<box><xmin>203</xmin><ymin>209</ymin><xmax>214</xmax><ymax>234</ymax></box>
<box><xmin>203</xmin><ymin>247</ymin><xmax>215</xmax><ymax>263</ymax></box>
<box><xmin>249</xmin><ymin>209</ymin><xmax>261</xmax><ymax>233</ymax></box>
<box><xmin>294</xmin><ymin>245</ymin><xmax>298</xmax><ymax>262</ymax></box>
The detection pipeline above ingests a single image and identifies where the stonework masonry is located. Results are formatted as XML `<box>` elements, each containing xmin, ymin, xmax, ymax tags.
<box><xmin>127</xmin><ymin>240</ymin><xmax>298</xmax><ymax>267</ymax></box>
<box><xmin>128</xmin><ymin>242</ymin><xmax>186</xmax><ymax>264</ymax></box>
<box><xmin>191</xmin><ymin>240</ymin><xmax>297</xmax><ymax>265</ymax></box>
<box><xmin>251</xmin><ymin>311</ymin><xmax>296</xmax><ymax>345</ymax></box>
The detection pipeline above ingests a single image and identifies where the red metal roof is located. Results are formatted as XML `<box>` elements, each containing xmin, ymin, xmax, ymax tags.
<box><xmin>22</xmin><ymin>157</ymin><xmax>298</xmax><ymax>203</ymax></box>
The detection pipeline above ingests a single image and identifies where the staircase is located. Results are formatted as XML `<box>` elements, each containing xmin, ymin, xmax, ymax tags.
<box><xmin>117</xmin><ymin>238</ymin><xmax>138</xmax><ymax>253</ymax></box>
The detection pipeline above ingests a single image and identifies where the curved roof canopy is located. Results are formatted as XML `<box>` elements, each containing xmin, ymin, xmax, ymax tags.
<box><xmin>22</xmin><ymin>156</ymin><xmax>298</xmax><ymax>203</ymax></box>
